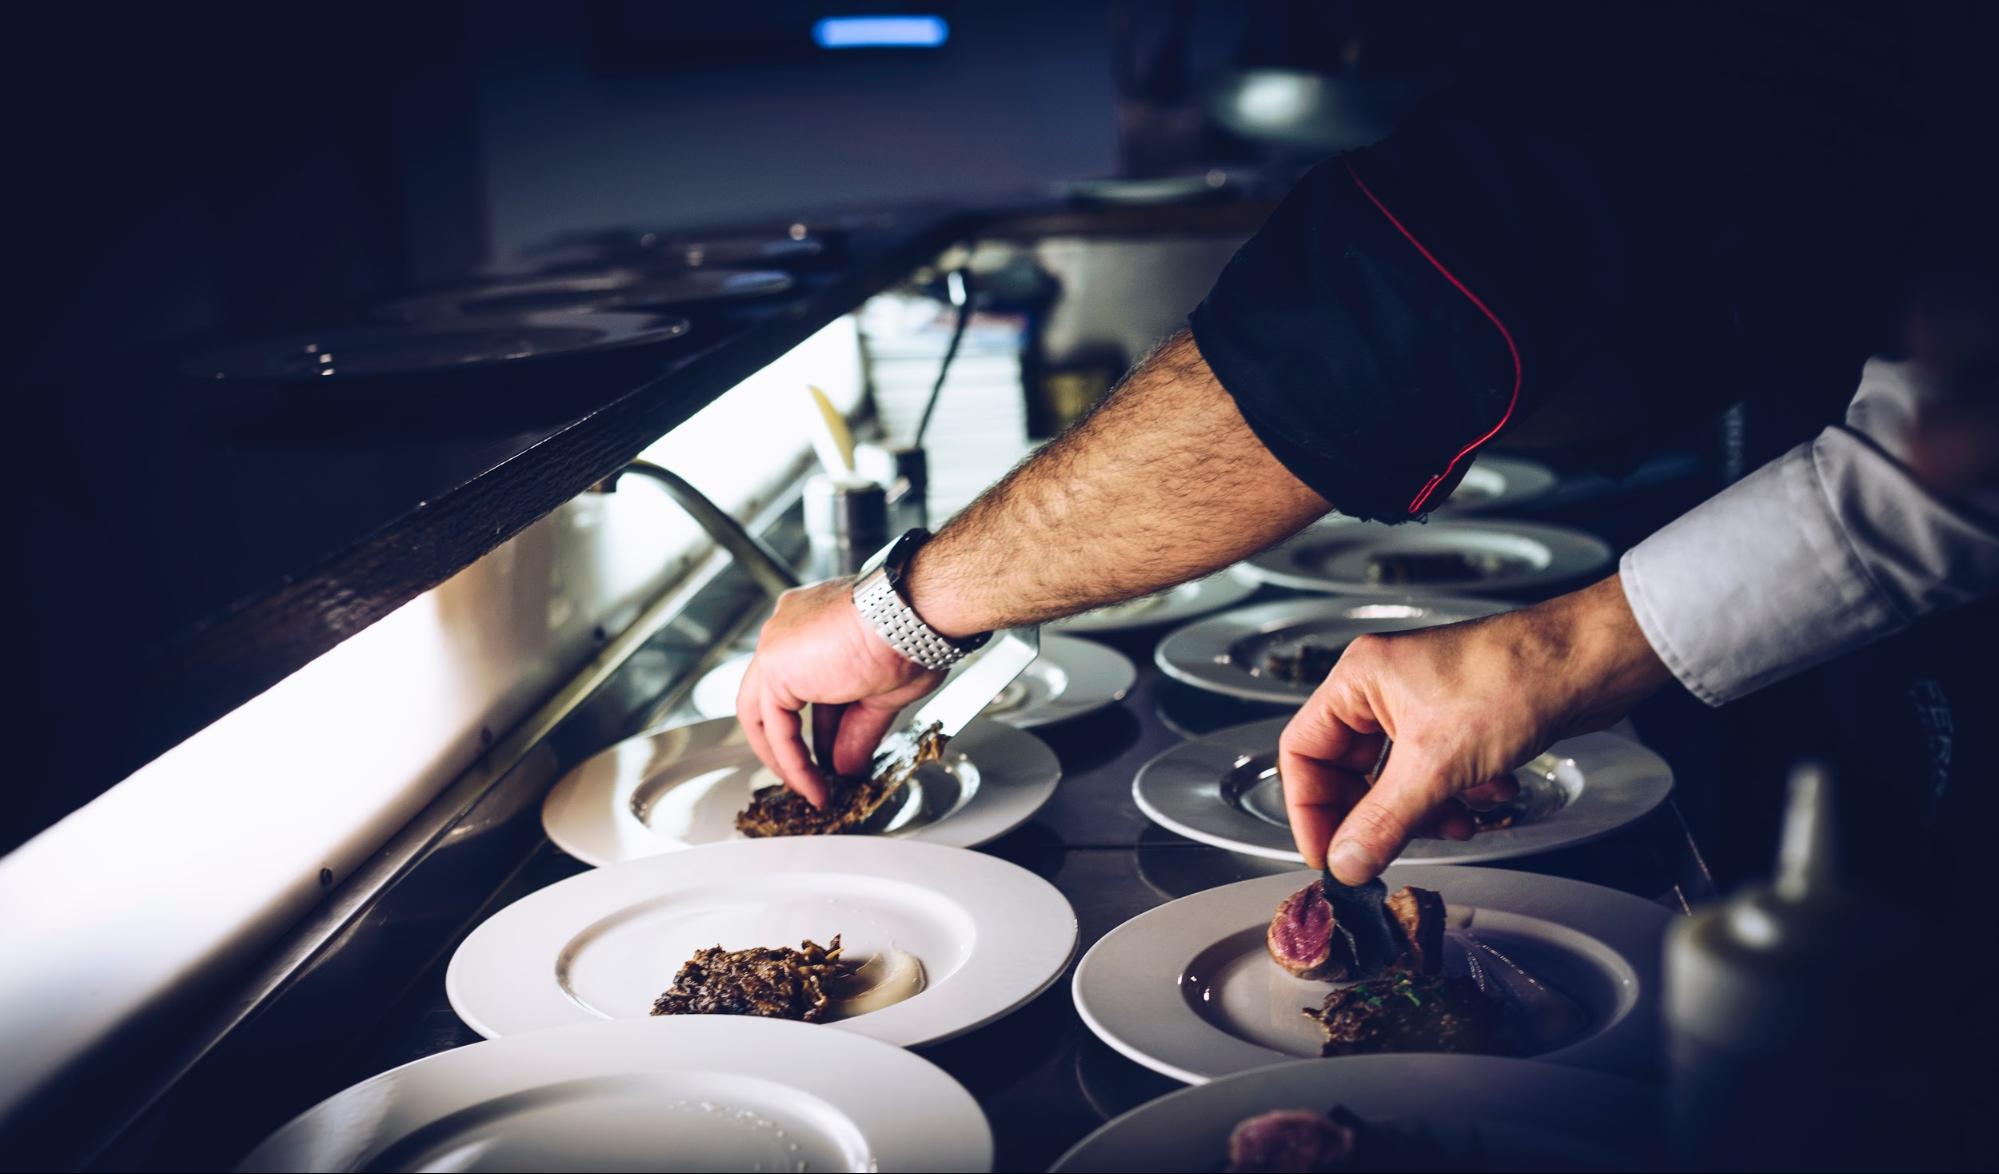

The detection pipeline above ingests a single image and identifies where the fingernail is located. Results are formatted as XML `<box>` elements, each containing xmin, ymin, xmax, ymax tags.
<box><xmin>1328</xmin><ymin>841</ymin><xmax>1379</xmax><ymax>884</ymax></box>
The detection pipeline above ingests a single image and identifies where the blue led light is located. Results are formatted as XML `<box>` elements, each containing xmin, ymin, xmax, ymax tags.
<box><xmin>812</xmin><ymin>15</ymin><xmax>949</xmax><ymax>49</ymax></box>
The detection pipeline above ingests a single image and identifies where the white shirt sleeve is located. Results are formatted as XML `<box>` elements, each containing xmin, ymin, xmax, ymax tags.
<box><xmin>1619</xmin><ymin>358</ymin><xmax>1999</xmax><ymax>706</ymax></box>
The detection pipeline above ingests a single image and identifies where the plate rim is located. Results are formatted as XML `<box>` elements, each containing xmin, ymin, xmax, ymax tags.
<box><xmin>690</xmin><ymin>635</ymin><xmax>1134</xmax><ymax>730</ymax></box>
<box><xmin>997</xmin><ymin>633</ymin><xmax>1137</xmax><ymax>728</ymax></box>
<box><xmin>1238</xmin><ymin>518</ymin><xmax>1612</xmax><ymax>596</ymax></box>
<box><xmin>1071</xmin><ymin>863</ymin><xmax>1667</xmax><ymax>1085</ymax></box>
<box><xmin>235</xmin><ymin>1015</ymin><xmax>994</xmax><ymax>1173</ymax></box>
<box><xmin>1050</xmin><ymin>1051</ymin><xmax>1657</xmax><ymax>1172</ymax></box>
<box><xmin>541</xmin><ymin>715</ymin><xmax>1062</xmax><ymax>866</ymax></box>
<box><xmin>1049</xmin><ymin>570</ymin><xmax>1260</xmax><ymax>634</ymax></box>
<box><xmin>1131</xmin><ymin>719</ymin><xmax>1674</xmax><ymax>865</ymax></box>
<box><xmin>1432</xmin><ymin>453</ymin><xmax>1560</xmax><ymax>514</ymax></box>
<box><xmin>446</xmin><ymin>836</ymin><xmax>1079</xmax><ymax>1049</ymax></box>
<box><xmin>1153</xmin><ymin>594</ymin><xmax>1517</xmax><ymax>705</ymax></box>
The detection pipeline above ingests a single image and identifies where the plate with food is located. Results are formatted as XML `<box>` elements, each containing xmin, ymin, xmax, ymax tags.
<box><xmin>688</xmin><ymin>635</ymin><xmax>1135</xmax><ymax>730</ymax></box>
<box><xmin>448</xmin><ymin>837</ymin><xmax>1077</xmax><ymax>1048</ymax></box>
<box><xmin>1238</xmin><ymin>519</ymin><xmax>1612</xmax><ymax>597</ymax></box>
<box><xmin>1133</xmin><ymin>720</ymin><xmax>1672</xmax><ymax>865</ymax></box>
<box><xmin>1155</xmin><ymin>596</ymin><xmax>1517</xmax><ymax>704</ymax></box>
<box><xmin>1073</xmin><ymin>864</ymin><xmax>1665</xmax><ymax>1084</ymax></box>
<box><xmin>1049</xmin><ymin>571</ymin><xmax>1260</xmax><ymax>634</ymax></box>
<box><xmin>1052</xmin><ymin>1053</ymin><xmax>1657</xmax><ymax>1172</ymax></box>
<box><xmin>542</xmin><ymin>715</ymin><xmax>1059</xmax><ymax>866</ymax></box>
<box><xmin>237</xmin><ymin>1015</ymin><xmax>992</xmax><ymax>1173</ymax></box>
<box><xmin>1429</xmin><ymin>454</ymin><xmax>1560</xmax><ymax>515</ymax></box>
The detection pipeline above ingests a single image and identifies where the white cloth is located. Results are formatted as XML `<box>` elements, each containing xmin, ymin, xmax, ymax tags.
<box><xmin>1621</xmin><ymin>358</ymin><xmax>1999</xmax><ymax>706</ymax></box>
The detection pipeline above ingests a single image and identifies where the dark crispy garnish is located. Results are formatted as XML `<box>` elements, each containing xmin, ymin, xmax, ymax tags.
<box><xmin>1304</xmin><ymin>973</ymin><xmax>1506</xmax><ymax>1058</ymax></box>
<box><xmin>735</xmin><ymin>723</ymin><xmax>947</xmax><ymax>838</ymax></box>
<box><xmin>650</xmin><ymin>935</ymin><xmax>852</xmax><ymax>1023</ymax></box>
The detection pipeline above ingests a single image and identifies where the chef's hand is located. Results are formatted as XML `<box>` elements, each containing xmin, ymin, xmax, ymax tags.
<box><xmin>1280</xmin><ymin>574</ymin><xmax>1674</xmax><ymax>884</ymax></box>
<box><xmin>736</xmin><ymin>579</ymin><xmax>945</xmax><ymax>807</ymax></box>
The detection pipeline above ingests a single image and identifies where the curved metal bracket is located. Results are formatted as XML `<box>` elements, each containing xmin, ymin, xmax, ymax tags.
<box><xmin>609</xmin><ymin>460</ymin><xmax>801</xmax><ymax>600</ymax></box>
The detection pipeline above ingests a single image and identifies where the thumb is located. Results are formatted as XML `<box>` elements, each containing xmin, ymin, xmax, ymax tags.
<box><xmin>1325</xmin><ymin>747</ymin><xmax>1457</xmax><ymax>885</ymax></box>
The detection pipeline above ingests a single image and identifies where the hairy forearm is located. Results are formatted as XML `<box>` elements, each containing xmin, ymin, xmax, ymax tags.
<box><xmin>905</xmin><ymin>328</ymin><xmax>1330</xmax><ymax>637</ymax></box>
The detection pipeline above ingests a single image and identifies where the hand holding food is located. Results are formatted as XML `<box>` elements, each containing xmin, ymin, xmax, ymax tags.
<box><xmin>1265</xmin><ymin>878</ymin><xmax>1519</xmax><ymax>1060</ymax></box>
<box><xmin>1279</xmin><ymin>574</ymin><xmax>1673</xmax><ymax>883</ymax></box>
<box><xmin>735</xmin><ymin>578</ymin><xmax>946</xmax><ymax>807</ymax></box>
<box><xmin>737</xmin><ymin>723</ymin><xmax>948</xmax><ymax>836</ymax></box>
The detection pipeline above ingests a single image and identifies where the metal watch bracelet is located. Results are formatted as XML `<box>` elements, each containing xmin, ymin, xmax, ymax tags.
<box><xmin>850</xmin><ymin>529</ymin><xmax>989</xmax><ymax>671</ymax></box>
<box><xmin>852</xmin><ymin>564</ymin><xmax>971</xmax><ymax>671</ymax></box>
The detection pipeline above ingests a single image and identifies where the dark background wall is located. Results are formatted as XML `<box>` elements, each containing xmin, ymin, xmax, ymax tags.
<box><xmin>471</xmin><ymin>1</ymin><xmax>1121</xmax><ymax>259</ymax></box>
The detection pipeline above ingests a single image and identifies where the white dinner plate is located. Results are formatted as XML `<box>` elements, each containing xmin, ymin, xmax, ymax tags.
<box><xmin>448</xmin><ymin>837</ymin><xmax>1078</xmax><ymax>1048</ymax></box>
<box><xmin>1134</xmin><ymin>720</ymin><xmax>1673</xmax><ymax>865</ymax></box>
<box><xmin>1431</xmin><ymin>453</ymin><xmax>1560</xmax><ymax>514</ymax></box>
<box><xmin>688</xmin><ymin>635</ymin><xmax>1134</xmax><ymax>730</ymax></box>
<box><xmin>1239</xmin><ymin>519</ymin><xmax>1612</xmax><ymax>597</ymax></box>
<box><xmin>1052</xmin><ymin>1053</ymin><xmax>1657</xmax><ymax>1172</ymax></box>
<box><xmin>1072</xmin><ymin>864</ymin><xmax>1667</xmax><ymax>1084</ymax></box>
<box><xmin>1155</xmin><ymin>596</ymin><xmax>1517</xmax><ymax>704</ymax></box>
<box><xmin>237</xmin><ymin>1016</ymin><xmax>992</xmax><ymax>1173</ymax></box>
<box><xmin>1049</xmin><ymin>570</ymin><xmax>1260</xmax><ymax>634</ymax></box>
<box><xmin>543</xmin><ymin>716</ymin><xmax>1059</xmax><ymax>866</ymax></box>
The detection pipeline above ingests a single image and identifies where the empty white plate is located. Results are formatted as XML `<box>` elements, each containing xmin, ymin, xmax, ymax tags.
<box><xmin>237</xmin><ymin>1015</ymin><xmax>992</xmax><ymax>1172</ymax></box>
<box><xmin>448</xmin><ymin>837</ymin><xmax>1077</xmax><ymax>1048</ymax></box>
<box><xmin>1240</xmin><ymin>519</ymin><xmax>1612</xmax><ymax>596</ymax></box>
<box><xmin>1155</xmin><ymin>596</ymin><xmax>1517</xmax><ymax>704</ymax></box>
<box><xmin>542</xmin><ymin>717</ymin><xmax>1060</xmax><ymax>866</ymax></box>
<box><xmin>1052</xmin><ymin>1053</ymin><xmax>1656</xmax><ymax>1172</ymax></box>
<box><xmin>1431</xmin><ymin>453</ymin><xmax>1560</xmax><ymax>514</ymax></box>
<box><xmin>689</xmin><ymin>635</ymin><xmax>1134</xmax><ymax>729</ymax></box>
<box><xmin>1072</xmin><ymin>864</ymin><xmax>1666</xmax><ymax>1084</ymax></box>
<box><xmin>1049</xmin><ymin>570</ymin><xmax>1260</xmax><ymax>634</ymax></box>
<box><xmin>1134</xmin><ymin>720</ymin><xmax>1673</xmax><ymax>865</ymax></box>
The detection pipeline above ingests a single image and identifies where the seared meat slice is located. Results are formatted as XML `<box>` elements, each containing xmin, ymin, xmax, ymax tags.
<box><xmin>1268</xmin><ymin>881</ymin><xmax>1446</xmax><ymax>980</ymax></box>
<box><xmin>1305</xmin><ymin>973</ymin><xmax>1505</xmax><ymax>1058</ymax></box>
<box><xmin>1384</xmin><ymin>886</ymin><xmax>1445</xmax><ymax>976</ymax></box>
<box><xmin>736</xmin><ymin>723</ymin><xmax>946</xmax><ymax>838</ymax></box>
<box><xmin>1227</xmin><ymin>1108</ymin><xmax>1358</xmax><ymax>1173</ymax></box>
<box><xmin>1267</xmin><ymin>880</ymin><xmax>1351</xmax><ymax>980</ymax></box>
<box><xmin>650</xmin><ymin>935</ymin><xmax>852</xmax><ymax>1023</ymax></box>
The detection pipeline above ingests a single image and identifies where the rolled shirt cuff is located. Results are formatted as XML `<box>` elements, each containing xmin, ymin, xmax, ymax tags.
<box><xmin>1621</xmin><ymin>394</ymin><xmax>1999</xmax><ymax>707</ymax></box>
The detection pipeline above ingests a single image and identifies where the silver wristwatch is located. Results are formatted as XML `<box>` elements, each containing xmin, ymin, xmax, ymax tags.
<box><xmin>851</xmin><ymin>529</ymin><xmax>990</xmax><ymax>671</ymax></box>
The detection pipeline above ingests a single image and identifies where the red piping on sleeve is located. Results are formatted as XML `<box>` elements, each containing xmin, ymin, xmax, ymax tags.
<box><xmin>1342</xmin><ymin>156</ymin><xmax>1522</xmax><ymax>515</ymax></box>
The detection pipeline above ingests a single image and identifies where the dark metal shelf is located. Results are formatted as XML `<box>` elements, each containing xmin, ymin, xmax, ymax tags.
<box><xmin>19</xmin><ymin>196</ymin><xmax>1284</xmax><ymax>855</ymax></box>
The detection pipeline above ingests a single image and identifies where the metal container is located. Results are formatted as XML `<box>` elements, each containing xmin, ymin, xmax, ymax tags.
<box><xmin>802</xmin><ymin>474</ymin><xmax>889</xmax><ymax>579</ymax></box>
<box><xmin>854</xmin><ymin>443</ymin><xmax>929</xmax><ymax>533</ymax></box>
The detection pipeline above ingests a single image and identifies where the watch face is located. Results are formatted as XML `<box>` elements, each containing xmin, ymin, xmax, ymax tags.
<box><xmin>880</xmin><ymin>527</ymin><xmax>932</xmax><ymax>586</ymax></box>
